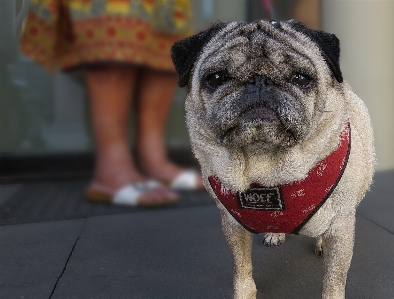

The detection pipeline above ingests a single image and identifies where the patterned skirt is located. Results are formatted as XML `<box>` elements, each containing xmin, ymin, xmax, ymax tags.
<box><xmin>20</xmin><ymin>0</ymin><xmax>193</xmax><ymax>72</ymax></box>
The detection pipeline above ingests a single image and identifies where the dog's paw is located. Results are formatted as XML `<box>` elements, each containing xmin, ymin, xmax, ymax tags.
<box><xmin>234</xmin><ymin>278</ymin><xmax>257</xmax><ymax>299</ymax></box>
<box><xmin>262</xmin><ymin>233</ymin><xmax>285</xmax><ymax>247</ymax></box>
<box><xmin>315</xmin><ymin>236</ymin><xmax>324</xmax><ymax>257</ymax></box>
<box><xmin>315</xmin><ymin>245</ymin><xmax>324</xmax><ymax>257</ymax></box>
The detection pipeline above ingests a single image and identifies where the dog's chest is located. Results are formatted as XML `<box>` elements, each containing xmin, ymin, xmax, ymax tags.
<box><xmin>208</xmin><ymin>123</ymin><xmax>350</xmax><ymax>234</ymax></box>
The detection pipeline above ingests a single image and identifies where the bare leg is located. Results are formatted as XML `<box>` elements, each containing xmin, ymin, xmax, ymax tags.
<box><xmin>321</xmin><ymin>214</ymin><xmax>356</xmax><ymax>299</ymax></box>
<box><xmin>86</xmin><ymin>65</ymin><xmax>178</xmax><ymax>202</ymax></box>
<box><xmin>220</xmin><ymin>208</ymin><xmax>257</xmax><ymax>299</ymax></box>
<box><xmin>136</xmin><ymin>68</ymin><xmax>203</xmax><ymax>186</ymax></box>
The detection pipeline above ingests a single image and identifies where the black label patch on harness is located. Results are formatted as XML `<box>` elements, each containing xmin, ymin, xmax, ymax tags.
<box><xmin>238</xmin><ymin>188</ymin><xmax>284</xmax><ymax>210</ymax></box>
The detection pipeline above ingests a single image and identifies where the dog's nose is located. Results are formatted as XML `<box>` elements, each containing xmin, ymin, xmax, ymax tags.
<box><xmin>246</xmin><ymin>75</ymin><xmax>274</xmax><ymax>87</ymax></box>
<box><xmin>243</xmin><ymin>75</ymin><xmax>275</xmax><ymax>102</ymax></box>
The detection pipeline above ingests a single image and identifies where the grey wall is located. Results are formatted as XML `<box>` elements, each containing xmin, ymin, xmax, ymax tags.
<box><xmin>322</xmin><ymin>0</ymin><xmax>394</xmax><ymax>170</ymax></box>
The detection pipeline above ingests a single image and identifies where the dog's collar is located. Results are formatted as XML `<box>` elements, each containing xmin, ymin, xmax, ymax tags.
<box><xmin>208</xmin><ymin>122</ymin><xmax>351</xmax><ymax>234</ymax></box>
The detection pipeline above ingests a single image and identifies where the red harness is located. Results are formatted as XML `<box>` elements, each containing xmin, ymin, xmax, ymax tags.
<box><xmin>208</xmin><ymin>123</ymin><xmax>351</xmax><ymax>234</ymax></box>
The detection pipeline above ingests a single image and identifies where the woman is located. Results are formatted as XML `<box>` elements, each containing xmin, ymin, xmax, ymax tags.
<box><xmin>20</xmin><ymin>0</ymin><xmax>203</xmax><ymax>206</ymax></box>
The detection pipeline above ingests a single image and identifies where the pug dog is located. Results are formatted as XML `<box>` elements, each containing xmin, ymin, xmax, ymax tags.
<box><xmin>171</xmin><ymin>20</ymin><xmax>375</xmax><ymax>299</ymax></box>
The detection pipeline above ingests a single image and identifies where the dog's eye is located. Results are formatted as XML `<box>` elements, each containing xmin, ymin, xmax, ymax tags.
<box><xmin>206</xmin><ymin>71</ymin><xmax>230</xmax><ymax>88</ymax></box>
<box><xmin>291</xmin><ymin>73</ymin><xmax>312</xmax><ymax>88</ymax></box>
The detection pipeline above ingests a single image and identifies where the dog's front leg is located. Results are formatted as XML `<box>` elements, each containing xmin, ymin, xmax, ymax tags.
<box><xmin>220</xmin><ymin>209</ymin><xmax>256</xmax><ymax>299</ymax></box>
<box><xmin>321</xmin><ymin>214</ymin><xmax>356</xmax><ymax>299</ymax></box>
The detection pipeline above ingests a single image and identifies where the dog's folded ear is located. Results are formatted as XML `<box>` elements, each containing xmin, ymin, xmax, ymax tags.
<box><xmin>287</xmin><ymin>20</ymin><xmax>343</xmax><ymax>83</ymax></box>
<box><xmin>171</xmin><ymin>22</ymin><xmax>227</xmax><ymax>87</ymax></box>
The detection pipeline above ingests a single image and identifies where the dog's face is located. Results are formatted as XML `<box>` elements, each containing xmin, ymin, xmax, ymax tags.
<box><xmin>172</xmin><ymin>20</ymin><xmax>343</xmax><ymax>152</ymax></box>
<box><xmin>197</xmin><ymin>31</ymin><xmax>314</xmax><ymax>150</ymax></box>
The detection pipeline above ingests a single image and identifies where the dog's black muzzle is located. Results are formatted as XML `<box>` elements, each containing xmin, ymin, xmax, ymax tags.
<box><xmin>215</xmin><ymin>75</ymin><xmax>306</xmax><ymax>145</ymax></box>
<box><xmin>237</xmin><ymin>75</ymin><xmax>289</xmax><ymax>125</ymax></box>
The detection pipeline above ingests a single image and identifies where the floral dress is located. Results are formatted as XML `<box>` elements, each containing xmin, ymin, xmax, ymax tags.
<box><xmin>20</xmin><ymin>0</ymin><xmax>193</xmax><ymax>72</ymax></box>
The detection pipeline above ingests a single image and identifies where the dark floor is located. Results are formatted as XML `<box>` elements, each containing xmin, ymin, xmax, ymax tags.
<box><xmin>0</xmin><ymin>170</ymin><xmax>393</xmax><ymax>299</ymax></box>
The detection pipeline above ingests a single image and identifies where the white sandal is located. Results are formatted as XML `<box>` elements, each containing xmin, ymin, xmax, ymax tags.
<box><xmin>85</xmin><ymin>180</ymin><xmax>179</xmax><ymax>207</ymax></box>
<box><xmin>168</xmin><ymin>170</ymin><xmax>202</xmax><ymax>190</ymax></box>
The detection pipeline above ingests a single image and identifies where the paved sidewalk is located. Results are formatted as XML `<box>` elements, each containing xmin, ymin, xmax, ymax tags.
<box><xmin>1</xmin><ymin>171</ymin><xmax>393</xmax><ymax>299</ymax></box>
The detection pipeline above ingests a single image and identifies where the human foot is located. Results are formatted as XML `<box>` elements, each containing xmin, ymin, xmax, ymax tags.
<box><xmin>137</xmin><ymin>158</ymin><xmax>204</xmax><ymax>190</ymax></box>
<box><xmin>85</xmin><ymin>180</ymin><xmax>180</xmax><ymax>207</ymax></box>
<box><xmin>87</xmin><ymin>158</ymin><xmax>179</xmax><ymax>206</ymax></box>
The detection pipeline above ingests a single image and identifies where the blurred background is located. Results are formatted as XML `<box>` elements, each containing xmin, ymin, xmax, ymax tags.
<box><xmin>1</xmin><ymin>3</ymin><xmax>393</xmax><ymax>298</ymax></box>
<box><xmin>0</xmin><ymin>0</ymin><xmax>393</xmax><ymax>182</ymax></box>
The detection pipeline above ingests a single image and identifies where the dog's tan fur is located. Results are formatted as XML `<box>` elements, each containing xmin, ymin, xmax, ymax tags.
<box><xmin>172</xmin><ymin>20</ymin><xmax>374</xmax><ymax>299</ymax></box>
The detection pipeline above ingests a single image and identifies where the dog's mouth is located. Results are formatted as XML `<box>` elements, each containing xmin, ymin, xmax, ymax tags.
<box><xmin>240</xmin><ymin>105</ymin><xmax>279</xmax><ymax>122</ymax></box>
<box><xmin>221</xmin><ymin>105</ymin><xmax>298</xmax><ymax>147</ymax></box>
<box><xmin>223</xmin><ymin>105</ymin><xmax>281</xmax><ymax>137</ymax></box>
